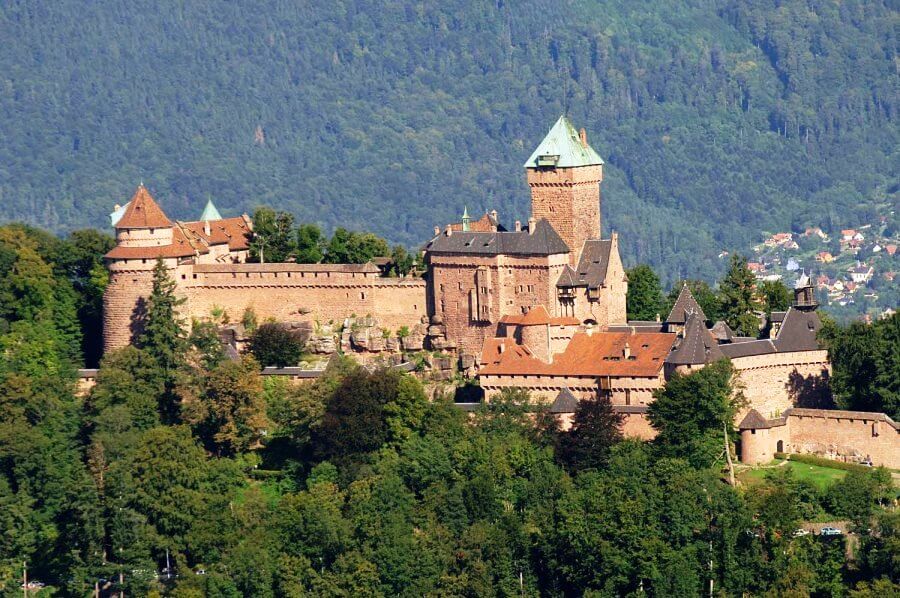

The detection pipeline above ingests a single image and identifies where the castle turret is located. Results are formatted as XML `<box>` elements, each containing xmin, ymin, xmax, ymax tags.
<box><xmin>793</xmin><ymin>271</ymin><xmax>818</xmax><ymax>311</ymax></box>
<box><xmin>525</xmin><ymin>116</ymin><xmax>604</xmax><ymax>264</ymax></box>
<box><xmin>103</xmin><ymin>185</ymin><xmax>179</xmax><ymax>353</ymax></box>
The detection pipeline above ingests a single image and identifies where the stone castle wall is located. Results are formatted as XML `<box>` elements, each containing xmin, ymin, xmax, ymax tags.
<box><xmin>527</xmin><ymin>164</ymin><xmax>602</xmax><ymax>264</ymax></box>
<box><xmin>103</xmin><ymin>261</ymin><xmax>427</xmax><ymax>353</ymax></box>
<box><xmin>181</xmin><ymin>264</ymin><xmax>426</xmax><ymax>334</ymax></box>
<box><xmin>103</xmin><ymin>259</ymin><xmax>176</xmax><ymax>351</ymax></box>
<box><xmin>741</xmin><ymin>410</ymin><xmax>899</xmax><ymax>468</ymax></box>
<box><xmin>428</xmin><ymin>253</ymin><xmax>569</xmax><ymax>356</ymax></box>
<box><xmin>731</xmin><ymin>350</ymin><xmax>831</xmax><ymax>420</ymax></box>
<box><xmin>480</xmin><ymin>373</ymin><xmax>664</xmax><ymax>406</ymax></box>
<box><xmin>785</xmin><ymin>410</ymin><xmax>898</xmax><ymax>468</ymax></box>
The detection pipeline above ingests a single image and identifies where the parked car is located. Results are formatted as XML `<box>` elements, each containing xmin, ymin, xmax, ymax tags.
<box><xmin>820</xmin><ymin>527</ymin><xmax>842</xmax><ymax>536</ymax></box>
<box><xmin>792</xmin><ymin>528</ymin><xmax>811</xmax><ymax>537</ymax></box>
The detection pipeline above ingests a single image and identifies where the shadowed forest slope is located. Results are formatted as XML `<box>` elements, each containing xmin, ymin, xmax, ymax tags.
<box><xmin>0</xmin><ymin>0</ymin><xmax>896</xmax><ymax>283</ymax></box>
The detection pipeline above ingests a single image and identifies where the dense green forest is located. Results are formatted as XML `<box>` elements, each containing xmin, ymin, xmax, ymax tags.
<box><xmin>0</xmin><ymin>0</ymin><xmax>896</xmax><ymax>287</ymax></box>
<box><xmin>2</xmin><ymin>226</ymin><xmax>900</xmax><ymax>594</ymax></box>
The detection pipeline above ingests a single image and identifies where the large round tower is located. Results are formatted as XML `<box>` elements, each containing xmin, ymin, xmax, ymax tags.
<box><xmin>102</xmin><ymin>185</ymin><xmax>177</xmax><ymax>353</ymax></box>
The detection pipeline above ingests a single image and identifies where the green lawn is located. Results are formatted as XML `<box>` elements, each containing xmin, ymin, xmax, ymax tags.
<box><xmin>739</xmin><ymin>459</ymin><xmax>847</xmax><ymax>489</ymax></box>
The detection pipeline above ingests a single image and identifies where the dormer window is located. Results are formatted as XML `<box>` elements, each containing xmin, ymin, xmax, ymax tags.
<box><xmin>537</xmin><ymin>154</ymin><xmax>559</xmax><ymax>167</ymax></box>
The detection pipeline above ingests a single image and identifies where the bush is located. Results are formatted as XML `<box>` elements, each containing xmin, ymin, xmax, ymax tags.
<box><xmin>247</xmin><ymin>323</ymin><xmax>305</xmax><ymax>368</ymax></box>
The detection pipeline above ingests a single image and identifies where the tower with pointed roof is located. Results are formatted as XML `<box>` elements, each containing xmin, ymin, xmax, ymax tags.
<box><xmin>525</xmin><ymin>116</ymin><xmax>604</xmax><ymax>264</ymax></box>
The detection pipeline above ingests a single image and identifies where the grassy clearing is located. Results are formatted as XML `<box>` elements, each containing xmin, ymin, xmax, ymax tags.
<box><xmin>739</xmin><ymin>458</ymin><xmax>847</xmax><ymax>489</ymax></box>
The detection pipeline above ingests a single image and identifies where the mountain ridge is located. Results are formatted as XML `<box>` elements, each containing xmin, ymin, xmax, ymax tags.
<box><xmin>0</xmin><ymin>0</ymin><xmax>895</xmax><ymax>285</ymax></box>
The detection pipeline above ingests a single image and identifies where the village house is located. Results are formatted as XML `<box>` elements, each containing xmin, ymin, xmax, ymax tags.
<box><xmin>849</xmin><ymin>263</ymin><xmax>874</xmax><ymax>284</ymax></box>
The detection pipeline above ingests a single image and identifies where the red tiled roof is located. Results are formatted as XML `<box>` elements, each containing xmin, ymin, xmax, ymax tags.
<box><xmin>105</xmin><ymin>226</ymin><xmax>204</xmax><ymax>259</ymax></box>
<box><xmin>500</xmin><ymin>306</ymin><xmax>580</xmax><ymax>327</ymax></box>
<box><xmin>182</xmin><ymin>216</ymin><xmax>251</xmax><ymax>251</ymax></box>
<box><xmin>480</xmin><ymin>331</ymin><xmax>676</xmax><ymax>378</ymax></box>
<box><xmin>115</xmin><ymin>186</ymin><xmax>173</xmax><ymax>229</ymax></box>
<box><xmin>450</xmin><ymin>213</ymin><xmax>502</xmax><ymax>232</ymax></box>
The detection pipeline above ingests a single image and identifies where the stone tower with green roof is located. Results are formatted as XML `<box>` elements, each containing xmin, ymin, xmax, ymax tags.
<box><xmin>525</xmin><ymin>115</ymin><xmax>604</xmax><ymax>265</ymax></box>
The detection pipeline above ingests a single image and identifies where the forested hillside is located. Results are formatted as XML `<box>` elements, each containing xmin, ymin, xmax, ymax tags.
<box><xmin>0</xmin><ymin>0</ymin><xmax>896</xmax><ymax>284</ymax></box>
<box><xmin>2</xmin><ymin>223</ymin><xmax>898</xmax><ymax>594</ymax></box>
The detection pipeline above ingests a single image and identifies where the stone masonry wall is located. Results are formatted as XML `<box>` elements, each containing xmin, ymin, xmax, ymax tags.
<box><xmin>732</xmin><ymin>350</ymin><xmax>831</xmax><ymax>420</ymax></box>
<box><xmin>480</xmin><ymin>373</ymin><xmax>665</xmax><ymax>406</ymax></box>
<box><xmin>527</xmin><ymin>165</ymin><xmax>602</xmax><ymax>265</ymax></box>
<box><xmin>786</xmin><ymin>412</ymin><xmax>899</xmax><ymax>468</ymax></box>
<box><xmin>182</xmin><ymin>270</ymin><xmax>426</xmax><ymax>334</ymax></box>
<box><xmin>740</xmin><ymin>425</ymin><xmax>790</xmax><ymax>465</ymax></box>
<box><xmin>103</xmin><ymin>261</ymin><xmax>427</xmax><ymax>354</ymax></box>
<box><xmin>429</xmin><ymin>253</ymin><xmax>564</xmax><ymax>356</ymax></box>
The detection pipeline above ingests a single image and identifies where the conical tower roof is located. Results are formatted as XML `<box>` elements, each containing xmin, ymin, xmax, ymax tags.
<box><xmin>666</xmin><ymin>310</ymin><xmax>723</xmax><ymax>366</ymax></box>
<box><xmin>524</xmin><ymin>115</ymin><xmax>604</xmax><ymax>168</ymax></box>
<box><xmin>200</xmin><ymin>199</ymin><xmax>223</xmax><ymax>221</ymax></box>
<box><xmin>665</xmin><ymin>284</ymin><xmax>706</xmax><ymax>325</ymax></box>
<box><xmin>115</xmin><ymin>185</ymin><xmax>172</xmax><ymax>229</ymax></box>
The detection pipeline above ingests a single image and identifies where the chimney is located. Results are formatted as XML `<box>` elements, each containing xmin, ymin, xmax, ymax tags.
<box><xmin>623</xmin><ymin>342</ymin><xmax>631</xmax><ymax>359</ymax></box>
<box><xmin>490</xmin><ymin>209</ymin><xmax>498</xmax><ymax>221</ymax></box>
<box><xmin>579</xmin><ymin>128</ymin><xmax>588</xmax><ymax>148</ymax></box>
<box><xmin>433</xmin><ymin>225</ymin><xmax>440</xmax><ymax>236</ymax></box>
<box><xmin>528</xmin><ymin>216</ymin><xmax>536</xmax><ymax>234</ymax></box>
<box><xmin>514</xmin><ymin>220</ymin><xmax>522</xmax><ymax>232</ymax></box>
<box><xmin>113</xmin><ymin>204</ymin><xmax>121</xmax><ymax>211</ymax></box>
<box><xmin>445</xmin><ymin>224</ymin><xmax>452</xmax><ymax>236</ymax></box>
<box><xmin>204</xmin><ymin>220</ymin><xmax>211</xmax><ymax>236</ymax></box>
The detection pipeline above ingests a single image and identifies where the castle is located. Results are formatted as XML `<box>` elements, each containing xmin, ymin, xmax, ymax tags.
<box><xmin>102</xmin><ymin>116</ymin><xmax>898</xmax><ymax>468</ymax></box>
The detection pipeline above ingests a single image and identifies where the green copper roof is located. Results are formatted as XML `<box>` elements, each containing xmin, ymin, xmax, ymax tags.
<box><xmin>199</xmin><ymin>199</ymin><xmax>222</xmax><ymax>221</ymax></box>
<box><xmin>524</xmin><ymin>115</ymin><xmax>604</xmax><ymax>169</ymax></box>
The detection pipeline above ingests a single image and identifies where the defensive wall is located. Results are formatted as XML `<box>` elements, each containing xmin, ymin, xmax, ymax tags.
<box><xmin>104</xmin><ymin>260</ymin><xmax>427</xmax><ymax>352</ymax></box>
<box><xmin>479</xmin><ymin>373</ymin><xmax>665</xmax><ymax>407</ymax></box>
<box><xmin>740</xmin><ymin>408</ymin><xmax>899</xmax><ymax>468</ymax></box>
<box><xmin>182</xmin><ymin>263</ymin><xmax>427</xmax><ymax>333</ymax></box>
<box><xmin>731</xmin><ymin>349</ymin><xmax>831</xmax><ymax>419</ymax></box>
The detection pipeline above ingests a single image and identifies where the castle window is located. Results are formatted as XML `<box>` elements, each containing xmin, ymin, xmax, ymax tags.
<box><xmin>181</xmin><ymin>274</ymin><xmax>186</xmax><ymax>280</ymax></box>
<box><xmin>440</xmin><ymin>284</ymin><xmax>444</xmax><ymax>293</ymax></box>
<box><xmin>142</xmin><ymin>259</ymin><xmax>147</xmax><ymax>264</ymax></box>
<box><xmin>481</xmin><ymin>286</ymin><xmax>487</xmax><ymax>295</ymax></box>
<box><xmin>360</xmin><ymin>292</ymin><xmax>366</xmax><ymax>300</ymax></box>
<box><xmin>458</xmin><ymin>282</ymin><xmax>462</xmax><ymax>290</ymax></box>
<box><xmin>193</xmin><ymin>274</ymin><xmax>197</xmax><ymax>279</ymax></box>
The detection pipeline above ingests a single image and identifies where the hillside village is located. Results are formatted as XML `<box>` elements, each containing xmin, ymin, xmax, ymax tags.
<box><xmin>746</xmin><ymin>205</ymin><xmax>899</xmax><ymax>321</ymax></box>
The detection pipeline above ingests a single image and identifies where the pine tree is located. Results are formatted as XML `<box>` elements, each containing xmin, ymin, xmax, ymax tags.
<box><xmin>718</xmin><ymin>254</ymin><xmax>761</xmax><ymax>337</ymax></box>
<box><xmin>139</xmin><ymin>259</ymin><xmax>186</xmax><ymax>420</ymax></box>
<box><xmin>626</xmin><ymin>264</ymin><xmax>664</xmax><ymax>321</ymax></box>
<box><xmin>559</xmin><ymin>394</ymin><xmax>624</xmax><ymax>471</ymax></box>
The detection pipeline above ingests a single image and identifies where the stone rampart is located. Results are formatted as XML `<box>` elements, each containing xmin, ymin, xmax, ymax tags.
<box><xmin>732</xmin><ymin>350</ymin><xmax>831</xmax><ymax>419</ymax></box>
<box><xmin>740</xmin><ymin>408</ymin><xmax>899</xmax><ymax>468</ymax></box>
<box><xmin>182</xmin><ymin>264</ymin><xmax>427</xmax><ymax>334</ymax></box>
